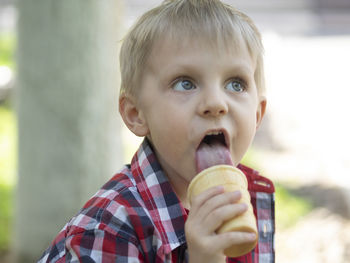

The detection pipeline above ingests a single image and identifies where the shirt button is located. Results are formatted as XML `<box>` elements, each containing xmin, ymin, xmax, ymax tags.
<box><xmin>263</xmin><ymin>223</ymin><xmax>268</xmax><ymax>238</ymax></box>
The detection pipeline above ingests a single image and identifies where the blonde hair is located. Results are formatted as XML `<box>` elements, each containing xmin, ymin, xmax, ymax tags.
<box><xmin>119</xmin><ymin>0</ymin><xmax>265</xmax><ymax>97</ymax></box>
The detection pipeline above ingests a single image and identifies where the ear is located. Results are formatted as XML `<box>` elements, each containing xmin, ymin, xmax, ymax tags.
<box><xmin>256</xmin><ymin>97</ymin><xmax>267</xmax><ymax>130</ymax></box>
<box><xmin>119</xmin><ymin>95</ymin><xmax>149</xmax><ymax>137</ymax></box>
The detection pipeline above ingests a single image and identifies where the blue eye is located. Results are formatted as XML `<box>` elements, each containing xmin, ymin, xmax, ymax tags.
<box><xmin>173</xmin><ymin>79</ymin><xmax>196</xmax><ymax>91</ymax></box>
<box><xmin>225</xmin><ymin>80</ymin><xmax>245</xmax><ymax>93</ymax></box>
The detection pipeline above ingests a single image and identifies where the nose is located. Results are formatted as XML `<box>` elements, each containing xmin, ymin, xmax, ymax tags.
<box><xmin>198</xmin><ymin>88</ymin><xmax>228</xmax><ymax>118</ymax></box>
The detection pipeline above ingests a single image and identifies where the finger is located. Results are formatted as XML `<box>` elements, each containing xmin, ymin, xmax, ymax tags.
<box><xmin>189</xmin><ymin>186</ymin><xmax>225</xmax><ymax>214</ymax></box>
<box><xmin>203</xmin><ymin>203</ymin><xmax>248</xmax><ymax>232</ymax></box>
<box><xmin>194</xmin><ymin>191</ymin><xmax>242</xmax><ymax>222</ymax></box>
<box><xmin>211</xmin><ymin>231</ymin><xmax>257</xmax><ymax>252</ymax></box>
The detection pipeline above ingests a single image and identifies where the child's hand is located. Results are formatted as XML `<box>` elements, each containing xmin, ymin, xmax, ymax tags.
<box><xmin>185</xmin><ymin>186</ymin><xmax>256</xmax><ymax>263</ymax></box>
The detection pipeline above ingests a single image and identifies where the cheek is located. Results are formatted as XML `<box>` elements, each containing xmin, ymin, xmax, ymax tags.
<box><xmin>235</xmin><ymin>109</ymin><xmax>258</xmax><ymax>149</ymax></box>
<box><xmin>150</xmin><ymin>125</ymin><xmax>190</xmax><ymax>172</ymax></box>
<box><xmin>243</xmin><ymin>112</ymin><xmax>258</xmax><ymax>140</ymax></box>
<box><xmin>153</xmin><ymin>104</ymin><xmax>188</xmax><ymax>132</ymax></box>
<box><xmin>148</xmin><ymin>112</ymin><xmax>187</xmax><ymax>150</ymax></box>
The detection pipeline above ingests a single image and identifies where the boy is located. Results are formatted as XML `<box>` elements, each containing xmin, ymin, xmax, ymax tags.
<box><xmin>39</xmin><ymin>0</ymin><xmax>275</xmax><ymax>262</ymax></box>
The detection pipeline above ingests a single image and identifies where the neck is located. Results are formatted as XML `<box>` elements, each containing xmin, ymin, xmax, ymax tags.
<box><xmin>166</xmin><ymin>172</ymin><xmax>190</xmax><ymax>210</ymax></box>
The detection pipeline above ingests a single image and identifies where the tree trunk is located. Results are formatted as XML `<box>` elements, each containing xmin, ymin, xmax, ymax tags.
<box><xmin>15</xmin><ymin>1</ymin><xmax>124</xmax><ymax>261</ymax></box>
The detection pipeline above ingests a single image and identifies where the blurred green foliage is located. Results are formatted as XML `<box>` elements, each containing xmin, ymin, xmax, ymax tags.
<box><xmin>0</xmin><ymin>32</ymin><xmax>15</xmax><ymax>68</ymax></box>
<box><xmin>275</xmin><ymin>184</ymin><xmax>313</xmax><ymax>229</ymax></box>
<box><xmin>0</xmin><ymin>184</ymin><xmax>13</xmax><ymax>252</ymax></box>
<box><xmin>0</xmin><ymin>105</ymin><xmax>16</xmax><ymax>252</ymax></box>
<box><xmin>0</xmin><ymin>26</ymin><xmax>16</xmax><ymax>255</ymax></box>
<box><xmin>243</xmin><ymin>149</ymin><xmax>313</xmax><ymax>229</ymax></box>
<box><xmin>241</xmin><ymin>147</ymin><xmax>260</xmax><ymax>169</ymax></box>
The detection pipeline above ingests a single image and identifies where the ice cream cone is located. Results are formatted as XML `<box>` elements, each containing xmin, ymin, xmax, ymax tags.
<box><xmin>187</xmin><ymin>165</ymin><xmax>258</xmax><ymax>257</ymax></box>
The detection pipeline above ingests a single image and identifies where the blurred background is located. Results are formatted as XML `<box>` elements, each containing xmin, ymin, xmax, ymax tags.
<box><xmin>0</xmin><ymin>0</ymin><xmax>350</xmax><ymax>262</ymax></box>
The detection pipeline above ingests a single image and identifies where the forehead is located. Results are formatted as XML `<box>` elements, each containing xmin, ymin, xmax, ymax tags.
<box><xmin>161</xmin><ymin>24</ymin><xmax>244</xmax><ymax>51</ymax></box>
<box><xmin>146</xmin><ymin>31</ymin><xmax>255</xmax><ymax>70</ymax></box>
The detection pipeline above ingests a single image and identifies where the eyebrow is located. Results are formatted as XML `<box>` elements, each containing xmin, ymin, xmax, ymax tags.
<box><xmin>225</xmin><ymin>63</ymin><xmax>255</xmax><ymax>78</ymax></box>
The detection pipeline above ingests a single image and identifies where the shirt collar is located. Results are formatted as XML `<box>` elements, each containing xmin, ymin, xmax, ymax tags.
<box><xmin>130</xmin><ymin>138</ymin><xmax>188</xmax><ymax>254</ymax></box>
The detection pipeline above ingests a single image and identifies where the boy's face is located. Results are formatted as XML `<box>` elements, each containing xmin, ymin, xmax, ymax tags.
<box><xmin>125</xmin><ymin>35</ymin><xmax>265</xmax><ymax>189</ymax></box>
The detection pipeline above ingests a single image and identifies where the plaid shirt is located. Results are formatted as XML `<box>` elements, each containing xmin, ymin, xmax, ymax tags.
<box><xmin>39</xmin><ymin>139</ymin><xmax>275</xmax><ymax>263</ymax></box>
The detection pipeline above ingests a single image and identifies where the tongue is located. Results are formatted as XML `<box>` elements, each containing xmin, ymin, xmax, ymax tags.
<box><xmin>196</xmin><ymin>141</ymin><xmax>233</xmax><ymax>173</ymax></box>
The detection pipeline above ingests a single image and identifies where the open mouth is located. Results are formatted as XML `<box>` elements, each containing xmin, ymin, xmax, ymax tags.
<box><xmin>201</xmin><ymin>132</ymin><xmax>227</xmax><ymax>147</ymax></box>
<box><xmin>195</xmin><ymin>130</ymin><xmax>233</xmax><ymax>173</ymax></box>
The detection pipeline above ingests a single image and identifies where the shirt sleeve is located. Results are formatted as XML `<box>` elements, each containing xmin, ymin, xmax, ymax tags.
<box><xmin>40</xmin><ymin>228</ymin><xmax>144</xmax><ymax>263</ymax></box>
<box><xmin>66</xmin><ymin>229</ymin><xmax>144</xmax><ymax>263</ymax></box>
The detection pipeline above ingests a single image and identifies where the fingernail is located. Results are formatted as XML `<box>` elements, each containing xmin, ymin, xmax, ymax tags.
<box><xmin>230</xmin><ymin>192</ymin><xmax>242</xmax><ymax>203</ymax></box>
<box><xmin>233</xmin><ymin>190</ymin><xmax>241</xmax><ymax>197</ymax></box>
<box><xmin>216</xmin><ymin>185</ymin><xmax>225</xmax><ymax>192</ymax></box>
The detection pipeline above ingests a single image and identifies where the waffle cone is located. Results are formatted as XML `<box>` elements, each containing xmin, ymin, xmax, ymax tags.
<box><xmin>187</xmin><ymin>165</ymin><xmax>258</xmax><ymax>257</ymax></box>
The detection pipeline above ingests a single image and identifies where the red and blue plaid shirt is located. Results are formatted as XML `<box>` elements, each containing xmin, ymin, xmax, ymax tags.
<box><xmin>39</xmin><ymin>139</ymin><xmax>275</xmax><ymax>262</ymax></box>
